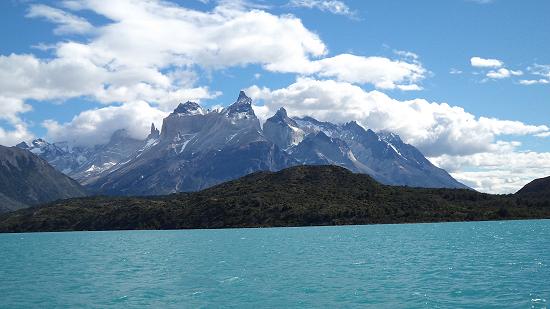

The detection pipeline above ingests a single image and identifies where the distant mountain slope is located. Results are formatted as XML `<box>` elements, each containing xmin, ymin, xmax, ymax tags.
<box><xmin>516</xmin><ymin>176</ymin><xmax>550</xmax><ymax>197</ymax></box>
<box><xmin>0</xmin><ymin>145</ymin><xmax>87</xmax><ymax>213</ymax></box>
<box><xmin>0</xmin><ymin>165</ymin><xmax>547</xmax><ymax>233</ymax></box>
<box><xmin>266</xmin><ymin>110</ymin><xmax>467</xmax><ymax>189</ymax></box>
<box><xmin>0</xmin><ymin>193</ymin><xmax>27</xmax><ymax>213</ymax></box>
<box><xmin>17</xmin><ymin>128</ymin><xmax>149</xmax><ymax>184</ymax></box>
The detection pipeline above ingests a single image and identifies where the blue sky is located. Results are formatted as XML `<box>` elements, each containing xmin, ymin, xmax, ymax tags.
<box><xmin>0</xmin><ymin>0</ymin><xmax>549</xmax><ymax>193</ymax></box>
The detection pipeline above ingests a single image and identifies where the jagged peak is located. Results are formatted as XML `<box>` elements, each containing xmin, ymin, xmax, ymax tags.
<box><xmin>16</xmin><ymin>141</ymin><xmax>29</xmax><ymax>149</ymax></box>
<box><xmin>237</xmin><ymin>90</ymin><xmax>251</xmax><ymax>104</ymax></box>
<box><xmin>342</xmin><ymin>120</ymin><xmax>365</xmax><ymax>131</ymax></box>
<box><xmin>275</xmin><ymin>107</ymin><xmax>288</xmax><ymax>117</ymax></box>
<box><xmin>173</xmin><ymin>101</ymin><xmax>205</xmax><ymax>115</ymax></box>
<box><xmin>148</xmin><ymin>123</ymin><xmax>160</xmax><ymax>139</ymax></box>
<box><xmin>379</xmin><ymin>131</ymin><xmax>403</xmax><ymax>144</ymax></box>
<box><xmin>224</xmin><ymin>91</ymin><xmax>256</xmax><ymax>118</ymax></box>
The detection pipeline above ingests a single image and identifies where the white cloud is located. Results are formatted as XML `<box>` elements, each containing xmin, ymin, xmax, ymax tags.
<box><xmin>529</xmin><ymin>64</ymin><xmax>550</xmax><ymax>78</ymax></box>
<box><xmin>57</xmin><ymin>0</ymin><xmax>327</xmax><ymax>73</ymax></box>
<box><xmin>312</xmin><ymin>54</ymin><xmax>426</xmax><ymax>90</ymax></box>
<box><xmin>0</xmin><ymin>123</ymin><xmax>34</xmax><ymax>147</ymax></box>
<box><xmin>486</xmin><ymin>68</ymin><xmax>522</xmax><ymax>79</ymax></box>
<box><xmin>43</xmin><ymin>101</ymin><xmax>167</xmax><ymax>146</ymax></box>
<box><xmin>0</xmin><ymin>53</ymin><xmax>217</xmax><ymax>112</ymax></box>
<box><xmin>450</xmin><ymin>68</ymin><xmax>463</xmax><ymax>75</ymax></box>
<box><xmin>0</xmin><ymin>53</ymin><xmax>107</xmax><ymax>101</ymax></box>
<box><xmin>0</xmin><ymin>97</ymin><xmax>34</xmax><ymax>146</ymax></box>
<box><xmin>26</xmin><ymin>4</ymin><xmax>93</xmax><ymax>35</ymax></box>
<box><xmin>51</xmin><ymin>0</ymin><xmax>419</xmax><ymax>90</ymax></box>
<box><xmin>289</xmin><ymin>0</ymin><xmax>355</xmax><ymax>17</ymax></box>
<box><xmin>470</xmin><ymin>56</ymin><xmax>503</xmax><ymax>68</ymax></box>
<box><xmin>431</xmin><ymin>150</ymin><xmax>550</xmax><ymax>193</ymax></box>
<box><xmin>3</xmin><ymin>0</ymin><xmax>328</xmax><ymax>109</ymax></box>
<box><xmin>247</xmin><ymin>78</ymin><xmax>549</xmax><ymax>157</ymax></box>
<box><xmin>519</xmin><ymin>79</ymin><xmax>549</xmax><ymax>85</ymax></box>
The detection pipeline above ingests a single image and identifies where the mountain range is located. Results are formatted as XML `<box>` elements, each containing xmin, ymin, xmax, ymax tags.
<box><xmin>17</xmin><ymin>91</ymin><xmax>467</xmax><ymax>196</ymax></box>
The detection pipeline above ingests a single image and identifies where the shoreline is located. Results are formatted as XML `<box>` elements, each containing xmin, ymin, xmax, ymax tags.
<box><xmin>2</xmin><ymin>216</ymin><xmax>549</xmax><ymax>235</ymax></box>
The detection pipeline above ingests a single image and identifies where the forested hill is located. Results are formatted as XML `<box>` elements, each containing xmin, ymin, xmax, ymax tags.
<box><xmin>1</xmin><ymin>165</ymin><xmax>549</xmax><ymax>233</ymax></box>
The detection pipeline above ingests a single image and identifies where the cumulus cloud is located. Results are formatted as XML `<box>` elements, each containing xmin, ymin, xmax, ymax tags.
<box><xmin>3</xmin><ymin>0</ymin><xmax>329</xmax><ymax>108</ymax></box>
<box><xmin>289</xmin><ymin>0</ymin><xmax>355</xmax><ymax>17</ymax></box>
<box><xmin>43</xmin><ymin>101</ymin><xmax>167</xmax><ymax>146</ymax></box>
<box><xmin>470</xmin><ymin>56</ymin><xmax>503</xmax><ymax>68</ymax></box>
<box><xmin>247</xmin><ymin>78</ymin><xmax>549</xmax><ymax>157</ymax></box>
<box><xmin>0</xmin><ymin>53</ymin><xmax>217</xmax><ymax>112</ymax></box>
<box><xmin>312</xmin><ymin>54</ymin><xmax>426</xmax><ymax>90</ymax></box>
<box><xmin>26</xmin><ymin>4</ymin><xmax>93</xmax><ymax>35</ymax></box>
<box><xmin>486</xmin><ymin>68</ymin><xmax>522</xmax><ymax>79</ymax></box>
<box><xmin>0</xmin><ymin>53</ymin><xmax>106</xmax><ymax>101</ymax></box>
<box><xmin>431</xmin><ymin>151</ymin><xmax>550</xmax><ymax>193</ymax></box>
<box><xmin>56</xmin><ymin>0</ymin><xmax>327</xmax><ymax>73</ymax></box>
<box><xmin>0</xmin><ymin>97</ymin><xmax>34</xmax><ymax>146</ymax></box>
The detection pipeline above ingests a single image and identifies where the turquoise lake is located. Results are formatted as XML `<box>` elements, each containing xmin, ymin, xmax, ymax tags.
<box><xmin>1</xmin><ymin>220</ymin><xmax>549</xmax><ymax>308</ymax></box>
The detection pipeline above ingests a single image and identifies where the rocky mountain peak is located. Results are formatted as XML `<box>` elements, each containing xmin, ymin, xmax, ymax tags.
<box><xmin>343</xmin><ymin>120</ymin><xmax>363</xmax><ymax>131</ymax></box>
<box><xmin>225</xmin><ymin>91</ymin><xmax>255</xmax><ymax>118</ymax></box>
<box><xmin>147</xmin><ymin>123</ymin><xmax>160</xmax><ymax>139</ymax></box>
<box><xmin>379</xmin><ymin>131</ymin><xmax>403</xmax><ymax>145</ymax></box>
<box><xmin>267</xmin><ymin>107</ymin><xmax>299</xmax><ymax>126</ymax></box>
<box><xmin>275</xmin><ymin>107</ymin><xmax>288</xmax><ymax>118</ymax></box>
<box><xmin>16</xmin><ymin>141</ymin><xmax>29</xmax><ymax>149</ymax></box>
<box><xmin>173</xmin><ymin>101</ymin><xmax>205</xmax><ymax>115</ymax></box>
<box><xmin>237</xmin><ymin>90</ymin><xmax>252</xmax><ymax>104</ymax></box>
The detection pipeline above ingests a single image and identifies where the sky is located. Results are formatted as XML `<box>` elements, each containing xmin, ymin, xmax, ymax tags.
<box><xmin>0</xmin><ymin>0</ymin><xmax>549</xmax><ymax>193</ymax></box>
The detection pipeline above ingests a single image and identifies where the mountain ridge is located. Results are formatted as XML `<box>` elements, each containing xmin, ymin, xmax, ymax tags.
<box><xmin>0</xmin><ymin>145</ymin><xmax>87</xmax><ymax>212</ymax></box>
<box><xmin>18</xmin><ymin>91</ymin><xmax>468</xmax><ymax>196</ymax></box>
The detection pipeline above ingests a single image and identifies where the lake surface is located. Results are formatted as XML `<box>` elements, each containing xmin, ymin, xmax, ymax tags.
<box><xmin>1</xmin><ymin>220</ymin><xmax>549</xmax><ymax>308</ymax></box>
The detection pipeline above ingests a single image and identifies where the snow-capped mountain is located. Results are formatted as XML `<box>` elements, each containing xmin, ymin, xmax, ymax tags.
<box><xmin>85</xmin><ymin>91</ymin><xmax>293</xmax><ymax>195</ymax></box>
<box><xmin>19</xmin><ymin>91</ymin><xmax>468</xmax><ymax>195</ymax></box>
<box><xmin>17</xmin><ymin>127</ymin><xmax>153</xmax><ymax>184</ymax></box>
<box><xmin>274</xmin><ymin>116</ymin><xmax>467</xmax><ymax>189</ymax></box>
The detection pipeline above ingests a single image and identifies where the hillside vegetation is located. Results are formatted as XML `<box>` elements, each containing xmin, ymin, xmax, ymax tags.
<box><xmin>1</xmin><ymin>165</ymin><xmax>549</xmax><ymax>233</ymax></box>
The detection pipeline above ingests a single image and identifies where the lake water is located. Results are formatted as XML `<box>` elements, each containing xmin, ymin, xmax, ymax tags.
<box><xmin>1</xmin><ymin>220</ymin><xmax>549</xmax><ymax>308</ymax></box>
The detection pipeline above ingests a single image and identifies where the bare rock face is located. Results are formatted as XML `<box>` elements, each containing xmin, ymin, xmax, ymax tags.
<box><xmin>85</xmin><ymin>91</ymin><xmax>294</xmax><ymax>195</ymax></box>
<box><xmin>0</xmin><ymin>145</ymin><xmax>86</xmax><ymax>213</ymax></box>
<box><xmin>263</xmin><ymin>107</ymin><xmax>305</xmax><ymax>150</ymax></box>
